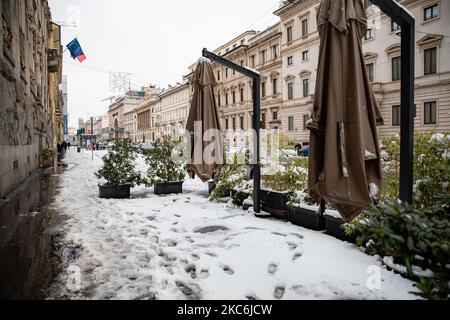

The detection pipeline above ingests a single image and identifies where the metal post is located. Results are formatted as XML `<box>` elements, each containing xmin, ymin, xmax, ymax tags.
<box><xmin>399</xmin><ymin>18</ymin><xmax>415</xmax><ymax>204</ymax></box>
<box><xmin>363</xmin><ymin>0</ymin><xmax>415</xmax><ymax>204</ymax></box>
<box><xmin>253</xmin><ymin>78</ymin><xmax>261</xmax><ymax>213</ymax></box>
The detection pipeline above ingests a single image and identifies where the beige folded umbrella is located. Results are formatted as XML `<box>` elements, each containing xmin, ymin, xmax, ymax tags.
<box><xmin>186</xmin><ymin>58</ymin><xmax>224</xmax><ymax>182</ymax></box>
<box><xmin>307</xmin><ymin>0</ymin><xmax>385</xmax><ymax>222</ymax></box>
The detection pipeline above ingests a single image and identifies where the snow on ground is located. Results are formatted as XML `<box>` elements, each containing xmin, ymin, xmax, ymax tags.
<box><xmin>48</xmin><ymin>149</ymin><xmax>417</xmax><ymax>300</ymax></box>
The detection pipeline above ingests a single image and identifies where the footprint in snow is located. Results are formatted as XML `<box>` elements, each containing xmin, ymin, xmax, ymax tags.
<box><xmin>191</xmin><ymin>254</ymin><xmax>200</xmax><ymax>261</ymax></box>
<box><xmin>222</xmin><ymin>265</ymin><xmax>234</xmax><ymax>275</ymax></box>
<box><xmin>293</xmin><ymin>253</ymin><xmax>303</xmax><ymax>261</ymax></box>
<box><xmin>185</xmin><ymin>264</ymin><xmax>197</xmax><ymax>279</ymax></box>
<box><xmin>274</xmin><ymin>287</ymin><xmax>285</xmax><ymax>299</ymax></box>
<box><xmin>272</xmin><ymin>232</ymin><xmax>287</xmax><ymax>237</ymax></box>
<box><xmin>268</xmin><ymin>263</ymin><xmax>278</xmax><ymax>275</ymax></box>
<box><xmin>287</xmin><ymin>242</ymin><xmax>298</xmax><ymax>251</ymax></box>
<box><xmin>199</xmin><ymin>269</ymin><xmax>209</xmax><ymax>279</ymax></box>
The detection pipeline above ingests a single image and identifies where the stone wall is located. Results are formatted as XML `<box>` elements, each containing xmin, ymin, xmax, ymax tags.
<box><xmin>0</xmin><ymin>0</ymin><xmax>52</xmax><ymax>198</ymax></box>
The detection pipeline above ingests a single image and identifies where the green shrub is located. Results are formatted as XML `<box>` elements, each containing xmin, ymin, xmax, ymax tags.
<box><xmin>353</xmin><ymin>195</ymin><xmax>449</xmax><ymax>300</ymax></box>
<box><xmin>209</xmin><ymin>163</ymin><xmax>246</xmax><ymax>202</ymax></box>
<box><xmin>144</xmin><ymin>136</ymin><xmax>186</xmax><ymax>186</ymax></box>
<box><xmin>381</xmin><ymin>132</ymin><xmax>450</xmax><ymax>206</ymax></box>
<box><xmin>262</xmin><ymin>159</ymin><xmax>308</xmax><ymax>192</ymax></box>
<box><xmin>351</xmin><ymin>131</ymin><xmax>450</xmax><ymax>299</ymax></box>
<box><xmin>95</xmin><ymin>139</ymin><xmax>141</xmax><ymax>187</ymax></box>
<box><xmin>40</xmin><ymin>148</ymin><xmax>53</xmax><ymax>160</ymax></box>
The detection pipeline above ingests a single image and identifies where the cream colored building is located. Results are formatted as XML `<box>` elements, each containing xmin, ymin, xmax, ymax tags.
<box><xmin>136</xmin><ymin>99</ymin><xmax>158</xmax><ymax>143</ymax></box>
<box><xmin>154</xmin><ymin>82</ymin><xmax>190</xmax><ymax>139</ymax></box>
<box><xmin>274</xmin><ymin>0</ymin><xmax>450</xmax><ymax>144</ymax></box>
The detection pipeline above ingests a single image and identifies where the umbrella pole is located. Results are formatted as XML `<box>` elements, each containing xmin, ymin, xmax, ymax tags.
<box><xmin>202</xmin><ymin>49</ymin><xmax>262</xmax><ymax>213</ymax></box>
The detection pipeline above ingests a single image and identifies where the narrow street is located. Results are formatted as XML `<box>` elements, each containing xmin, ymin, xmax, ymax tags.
<box><xmin>40</xmin><ymin>149</ymin><xmax>416</xmax><ymax>300</ymax></box>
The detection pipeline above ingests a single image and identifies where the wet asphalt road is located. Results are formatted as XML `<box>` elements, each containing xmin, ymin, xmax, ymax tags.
<box><xmin>0</xmin><ymin>166</ymin><xmax>63</xmax><ymax>300</ymax></box>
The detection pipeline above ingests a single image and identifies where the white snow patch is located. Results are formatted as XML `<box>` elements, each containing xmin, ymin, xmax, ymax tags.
<box><xmin>48</xmin><ymin>150</ymin><xmax>417</xmax><ymax>300</ymax></box>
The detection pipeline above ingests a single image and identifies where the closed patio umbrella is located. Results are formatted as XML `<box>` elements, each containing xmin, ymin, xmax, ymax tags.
<box><xmin>307</xmin><ymin>0</ymin><xmax>385</xmax><ymax>222</ymax></box>
<box><xmin>186</xmin><ymin>57</ymin><xmax>224</xmax><ymax>182</ymax></box>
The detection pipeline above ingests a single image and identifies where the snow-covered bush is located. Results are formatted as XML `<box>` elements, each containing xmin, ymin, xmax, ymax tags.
<box><xmin>262</xmin><ymin>159</ymin><xmax>308</xmax><ymax>193</ymax></box>
<box><xmin>144</xmin><ymin>136</ymin><xmax>186</xmax><ymax>186</ymax></box>
<box><xmin>95</xmin><ymin>139</ymin><xmax>141</xmax><ymax>187</ymax></box>
<box><xmin>352</xmin><ymin>196</ymin><xmax>450</xmax><ymax>300</ymax></box>
<box><xmin>381</xmin><ymin>131</ymin><xmax>450</xmax><ymax>207</ymax></box>
<box><xmin>210</xmin><ymin>163</ymin><xmax>247</xmax><ymax>202</ymax></box>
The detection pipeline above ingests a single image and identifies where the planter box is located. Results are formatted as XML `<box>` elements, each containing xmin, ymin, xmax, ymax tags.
<box><xmin>208</xmin><ymin>181</ymin><xmax>217</xmax><ymax>194</ymax></box>
<box><xmin>99</xmin><ymin>184</ymin><xmax>131</xmax><ymax>199</ymax></box>
<box><xmin>261</xmin><ymin>189</ymin><xmax>290</xmax><ymax>219</ymax></box>
<box><xmin>325</xmin><ymin>215</ymin><xmax>358</xmax><ymax>243</ymax></box>
<box><xmin>42</xmin><ymin>158</ymin><xmax>53</xmax><ymax>168</ymax></box>
<box><xmin>154</xmin><ymin>181</ymin><xmax>183</xmax><ymax>195</ymax></box>
<box><xmin>208</xmin><ymin>181</ymin><xmax>231</xmax><ymax>198</ymax></box>
<box><xmin>231</xmin><ymin>190</ymin><xmax>250</xmax><ymax>207</ymax></box>
<box><xmin>287</xmin><ymin>206</ymin><xmax>326</xmax><ymax>231</ymax></box>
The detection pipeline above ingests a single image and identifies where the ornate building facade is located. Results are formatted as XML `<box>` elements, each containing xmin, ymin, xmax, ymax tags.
<box><xmin>0</xmin><ymin>0</ymin><xmax>63</xmax><ymax>198</ymax></box>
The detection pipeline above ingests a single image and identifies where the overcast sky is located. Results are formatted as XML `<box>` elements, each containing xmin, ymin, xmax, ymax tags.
<box><xmin>48</xmin><ymin>0</ymin><xmax>281</xmax><ymax>127</ymax></box>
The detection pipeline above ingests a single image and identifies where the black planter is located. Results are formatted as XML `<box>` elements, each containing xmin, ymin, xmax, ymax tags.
<box><xmin>99</xmin><ymin>184</ymin><xmax>131</xmax><ymax>199</ymax></box>
<box><xmin>287</xmin><ymin>206</ymin><xmax>326</xmax><ymax>231</ymax></box>
<box><xmin>231</xmin><ymin>190</ymin><xmax>250</xmax><ymax>207</ymax></box>
<box><xmin>325</xmin><ymin>215</ymin><xmax>358</xmax><ymax>243</ymax></box>
<box><xmin>154</xmin><ymin>181</ymin><xmax>183</xmax><ymax>195</ymax></box>
<box><xmin>261</xmin><ymin>189</ymin><xmax>290</xmax><ymax>219</ymax></box>
<box><xmin>208</xmin><ymin>181</ymin><xmax>217</xmax><ymax>194</ymax></box>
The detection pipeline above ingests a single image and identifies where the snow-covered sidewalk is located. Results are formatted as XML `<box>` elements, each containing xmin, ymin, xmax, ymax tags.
<box><xmin>49</xmin><ymin>150</ymin><xmax>417</xmax><ymax>300</ymax></box>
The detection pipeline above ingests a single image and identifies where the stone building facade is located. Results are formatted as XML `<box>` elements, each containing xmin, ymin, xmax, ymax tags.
<box><xmin>0</xmin><ymin>0</ymin><xmax>62</xmax><ymax>198</ymax></box>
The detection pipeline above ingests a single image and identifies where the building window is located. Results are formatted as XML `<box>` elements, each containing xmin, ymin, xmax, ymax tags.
<box><xmin>365</xmin><ymin>28</ymin><xmax>375</xmax><ymax>40</ymax></box>
<box><xmin>273</xmin><ymin>111</ymin><xmax>278</xmax><ymax>120</ymax></box>
<box><xmin>240</xmin><ymin>60</ymin><xmax>244</xmax><ymax>67</ymax></box>
<box><xmin>261</xmin><ymin>82</ymin><xmax>266</xmax><ymax>98</ymax></box>
<box><xmin>392</xmin><ymin>105</ymin><xmax>401</xmax><ymax>126</ymax></box>
<box><xmin>302</xmin><ymin>50</ymin><xmax>309</xmax><ymax>61</ymax></box>
<box><xmin>240</xmin><ymin>88</ymin><xmax>244</xmax><ymax>102</ymax></box>
<box><xmin>424</xmin><ymin>101</ymin><xmax>437</xmax><ymax>124</ymax></box>
<box><xmin>232</xmin><ymin>91</ymin><xmax>236</xmax><ymax>104</ymax></box>
<box><xmin>424</xmin><ymin>47</ymin><xmax>437</xmax><ymax>75</ymax></box>
<box><xmin>225</xmin><ymin>93</ymin><xmax>229</xmax><ymax>105</ymax></box>
<box><xmin>261</xmin><ymin>113</ymin><xmax>266</xmax><ymax>129</ymax></box>
<box><xmin>288</xmin><ymin>116</ymin><xmax>294</xmax><ymax>132</ymax></box>
<box><xmin>391</xmin><ymin>20</ymin><xmax>400</xmax><ymax>32</ymax></box>
<box><xmin>250</xmin><ymin>55</ymin><xmax>255</xmax><ymax>68</ymax></box>
<box><xmin>302</xmin><ymin>19</ymin><xmax>308</xmax><ymax>38</ymax></box>
<box><xmin>424</xmin><ymin>4</ymin><xmax>439</xmax><ymax>21</ymax></box>
<box><xmin>288</xmin><ymin>82</ymin><xmax>294</xmax><ymax>100</ymax></box>
<box><xmin>225</xmin><ymin>68</ymin><xmax>228</xmax><ymax>78</ymax></box>
<box><xmin>392</xmin><ymin>56</ymin><xmax>401</xmax><ymax>81</ymax></box>
<box><xmin>303</xmin><ymin>79</ymin><xmax>309</xmax><ymax>97</ymax></box>
<box><xmin>218</xmin><ymin>93</ymin><xmax>221</xmax><ymax>107</ymax></box>
<box><xmin>240</xmin><ymin>116</ymin><xmax>244</xmax><ymax>130</ymax></box>
<box><xmin>303</xmin><ymin>115</ymin><xmax>309</xmax><ymax>131</ymax></box>
<box><xmin>272</xmin><ymin>45</ymin><xmax>278</xmax><ymax>59</ymax></box>
<box><xmin>232</xmin><ymin>118</ymin><xmax>236</xmax><ymax>131</ymax></box>
<box><xmin>273</xmin><ymin>78</ymin><xmax>278</xmax><ymax>95</ymax></box>
<box><xmin>287</xmin><ymin>26</ymin><xmax>293</xmax><ymax>43</ymax></box>
<box><xmin>287</xmin><ymin>56</ymin><xmax>293</xmax><ymax>65</ymax></box>
<box><xmin>217</xmin><ymin>71</ymin><xmax>221</xmax><ymax>81</ymax></box>
<box><xmin>366</xmin><ymin>63</ymin><xmax>374</xmax><ymax>82</ymax></box>
<box><xmin>260</xmin><ymin>50</ymin><xmax>267</xmax><ymax>65</ymax></box>
<box><xmin>225</xmin><ymin>118</ymin><xmax>229</xmax><ymax>130</ymax></box>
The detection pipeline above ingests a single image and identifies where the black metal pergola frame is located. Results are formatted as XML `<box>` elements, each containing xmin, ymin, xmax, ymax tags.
<box><xmin>203</xmin><ymin>0</ymin><xmax>415</xmax><ymax>214</ymax></box>
<box><xmin>370</xmin><ymin>0</ymin><xmax>415</xmax><ymax>204</ymax></box>
<box><xmin>202</xmin><ymin>48</ymin><xmax>263</xmax><ymax>213</ymax></box>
